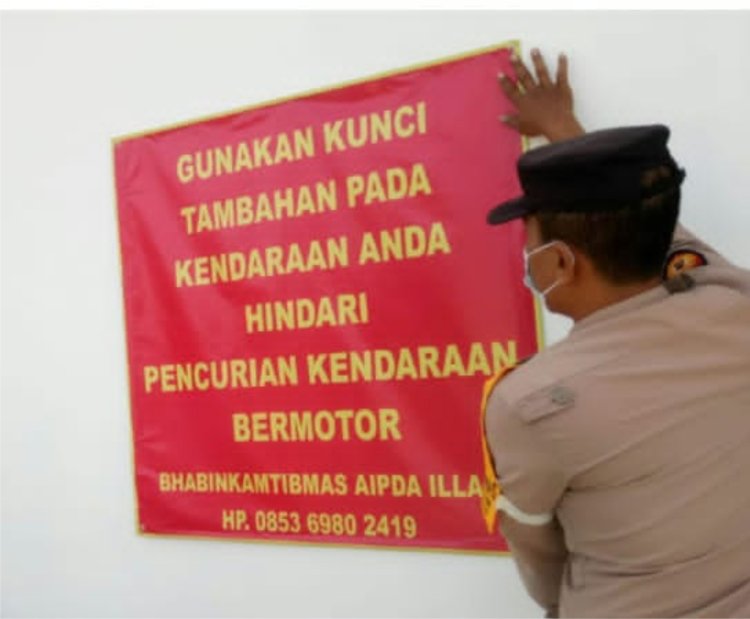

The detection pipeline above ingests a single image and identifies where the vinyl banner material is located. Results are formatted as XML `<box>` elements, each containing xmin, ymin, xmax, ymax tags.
<box><xmin>113</xmin><ymin>42</ymin><xmax>541</xmax><ymax>552</ymax></box>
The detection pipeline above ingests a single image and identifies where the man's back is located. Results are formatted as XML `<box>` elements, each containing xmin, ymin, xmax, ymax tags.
<box><xmin>488</xmin><ymin>270</ymin><xmax>750</xmax><ymax>616</ymax></box>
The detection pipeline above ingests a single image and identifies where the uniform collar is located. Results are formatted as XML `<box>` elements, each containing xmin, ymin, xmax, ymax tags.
<box><xmin>571</xmin><ymin>283</ymin><xmax>670</xmax><ymax>334</ymax></box>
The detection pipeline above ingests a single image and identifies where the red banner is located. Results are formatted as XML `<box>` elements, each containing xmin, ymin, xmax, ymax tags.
<box><xmin>113</xmin><ymin>42</ymin><xmax>540</xmax><ymax>552</ymax></box>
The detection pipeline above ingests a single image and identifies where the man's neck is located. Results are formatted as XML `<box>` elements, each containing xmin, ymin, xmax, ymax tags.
<box><xmin>569</xmin><ymin>276</ymin><xmax>663</xmax><ymax>323</ymax></box>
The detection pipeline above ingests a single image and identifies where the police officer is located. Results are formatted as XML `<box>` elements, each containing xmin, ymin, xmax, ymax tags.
<box><xmin>484</xmin><ymin>49</ymin><xmax>750</xmax><ymax>617</ymax></box>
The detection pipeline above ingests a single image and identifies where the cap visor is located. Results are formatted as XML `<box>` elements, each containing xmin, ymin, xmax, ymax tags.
<box><xmin>486</xmin><ymin>195</ymin><xmax>533</xmax><ymax>225</ymax></box>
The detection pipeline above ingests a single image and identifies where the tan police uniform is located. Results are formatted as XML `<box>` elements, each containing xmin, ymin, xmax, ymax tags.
<box><xmin>485</xmin><ymin>225</ymin><xmax>750</xmax><ymax>617</ymax></box>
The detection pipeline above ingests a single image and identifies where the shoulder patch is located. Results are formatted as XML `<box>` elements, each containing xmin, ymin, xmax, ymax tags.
<box><xmin>663</xmin><ymin>249</ymin><xmax>707</xmax><ymax>281</ymax></box>
<box><xmin>516</xmin><ymin>385</ymin><xmax>575</xmax><ymax>424</ymax></box>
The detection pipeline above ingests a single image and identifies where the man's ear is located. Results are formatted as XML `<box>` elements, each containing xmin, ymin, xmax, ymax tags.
<box><xmin>556</xmin><ymin>243</ymin><xmax>578</xmax><ymax>282</ymax></box>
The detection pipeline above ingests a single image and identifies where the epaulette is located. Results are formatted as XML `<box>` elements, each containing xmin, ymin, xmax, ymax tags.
<box><xmin>663</xmin><ymin>249</ymin><xmax>707</xmax><ymax>281</ymax></box>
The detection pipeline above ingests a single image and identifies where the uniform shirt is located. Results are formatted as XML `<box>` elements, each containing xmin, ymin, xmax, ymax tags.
<box><xmin>485</xmin><ymin>225</ymin><xmax>750</xmax><ymax>617</ymax></box>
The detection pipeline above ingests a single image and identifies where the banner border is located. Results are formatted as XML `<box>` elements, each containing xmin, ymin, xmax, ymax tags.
<box><xmin>137</xmin><ymin>529</ymin><xmax>512</xmax><ymax>557</ymax></box>
<box><xmin>111</xmin><ymin>39</ymin><xmax>519</xmax><ymax>145</ymax></box>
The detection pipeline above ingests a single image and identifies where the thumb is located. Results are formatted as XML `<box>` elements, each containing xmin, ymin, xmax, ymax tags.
<box><xmin>499</xmin><ymin>114</ymin><xmax>520</xmax><ymax>131</ymax></box>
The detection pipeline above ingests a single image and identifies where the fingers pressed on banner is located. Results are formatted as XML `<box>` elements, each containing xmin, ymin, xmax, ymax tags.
<box><xmin>531</xmin><ymin>48</ymin><xmax>553</xmax><ymax>89</ymax></box>
<box><xmin>498</xmin><ymin>72</ymin><xmax>521</xmax><ymax>104</ymax></box>
<box><xmin>510</xmin><ymin>53</ymin><xmax>536</xmax><ymax>92</ymax></box>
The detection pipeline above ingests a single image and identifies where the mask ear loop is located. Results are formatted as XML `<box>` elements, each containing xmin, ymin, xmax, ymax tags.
<box><xmin>538</xmin><ymin>242</ymin><xmax>576</xmax><ymax>297</ymax></box>
<box><xmin>524</xmin><ymin>241</ymin><xmax>556</xmax><ymax>294</ymax></box>
<box><xmin>524</xmin><ymin>241</ymin><xmax>576</xmax><ymax>297</ymax></box>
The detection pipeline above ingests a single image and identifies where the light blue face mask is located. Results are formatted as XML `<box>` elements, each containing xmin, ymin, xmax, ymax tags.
<box><xmin>523</xmin><ymin>240</ymin><xmax>574</xmax><ymax>297</ymax></box>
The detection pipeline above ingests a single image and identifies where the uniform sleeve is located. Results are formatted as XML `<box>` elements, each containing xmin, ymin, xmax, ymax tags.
<box><xmin>669</xmin><ymin>224</ymin><xmax>750</xmax><ymax>295</ymax></box>
<box><xmin>485</xmin><ymin>386</ymin><xmax>568</xmax><ymax>615</ymax></box>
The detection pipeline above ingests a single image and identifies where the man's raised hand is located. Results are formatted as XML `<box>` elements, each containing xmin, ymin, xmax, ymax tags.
<box><xmin>498</xmin><ymin>48</ymin><xmax>584</xmax><ymax>143</ymax></box>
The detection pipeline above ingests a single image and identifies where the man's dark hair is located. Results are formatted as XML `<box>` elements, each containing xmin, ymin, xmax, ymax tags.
<box><xmin>536</xmin><ymin>166</ymin><xmax>681</xmax><ymax>284</ymax></box>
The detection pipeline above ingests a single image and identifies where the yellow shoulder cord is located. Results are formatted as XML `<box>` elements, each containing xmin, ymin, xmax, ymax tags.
<box><xmin>479</xmin><ymin>365</ymin><xmax>515</xmax><ymax>534</ymax></box>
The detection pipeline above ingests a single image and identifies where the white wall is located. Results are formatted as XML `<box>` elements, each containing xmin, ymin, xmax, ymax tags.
<box><xmin>2</xmin><ymin>10</ymin><xmax>749</xmax><ymax>618</ymax></box>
